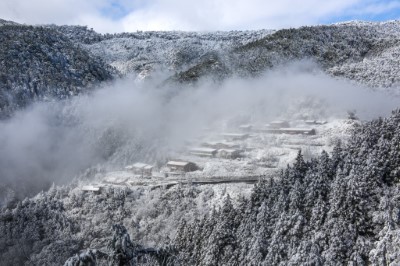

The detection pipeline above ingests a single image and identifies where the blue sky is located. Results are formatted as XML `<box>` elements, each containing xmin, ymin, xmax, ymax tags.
<box><xmin>0</xmin><ymin>0</ymin><xmax>399</xmax><ymax>33</ymax></box>
<box><xmin>323</xmin><ymin>0</ymin><xmax>400</xmax><ymax>24</ymax></box>
<box><xmin>100</xmin><ymin>1</ymin><xmax>132</xmax><ymax>20</ymax></box>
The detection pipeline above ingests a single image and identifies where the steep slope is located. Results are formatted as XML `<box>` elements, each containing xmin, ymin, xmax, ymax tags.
<box><xmin>231</xmin><ymin>24</ymin><xmax>375</xmax><ymax>73</ymax></box>
<box><xmin>0</xmin><ymin>19</ymin><xmax>19</xmax><ymax>26</ymax></box>
<box><xmin>45</xmin><ymin>24</ymin><xmax>105</xmax><ymax>44</ymax></box>
<box><xmin>169</xmin><ymin>51</ymin><xmax>230</xmax><ymax>83</ymax></box>
<box><xmin>175</xmin><ymin>21</ymin><xmax>400</xmax><ymax>89</ymax></box>
<box><xmin>83</xmin><ymin>30</ymin><xmax>272</xmax><ymax>76</ymax></box>
<box><xmin>0</xmin><ymin>24</ymin><xmax>115</xmax><ymax>118</ymax></box>
<box><xmin>325</xmin><ymin>21</ymin><xmax>400</xmax><ymax>90</ymax></box>
<box><xmin>328</xmin><ymin>38</ymin><xmax>400</xmax><ymax>90</ymax></box>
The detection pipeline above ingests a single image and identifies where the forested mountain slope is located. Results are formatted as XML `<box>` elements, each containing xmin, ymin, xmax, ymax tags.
<box><xmin>82</xmin><ymin>29</ymin><xmax>272</xmax><ymax>77</ymax></box>
<box><xmin>79</xmin><ymin>21</ymin><xmax>400</xmax><ymax>89</ymax></box>
<box><xmin>0</xmin><ymin>24</ymin><xmax>115</xmax><ymax>117</ymax></box>
<box><xmin>174</xmin><ymin>110</ymin><xmax>400</xmax><ymax>265</ymax></box>
<box><xmin>2</xmin><ymin>20</ymin><xmax>400</xmax><ymax>117</ymax></box>
<box><xmin>2</xmin><ymin>110</ymin><xmax>400</xmax><ymax>265</ymax></box>
<box><xmin>218</xmin><ymin>22</ymin><xmax>400</xmax><ymax>89</ymax></box>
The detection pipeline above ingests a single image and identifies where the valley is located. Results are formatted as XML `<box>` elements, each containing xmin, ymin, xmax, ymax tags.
<box><xmin>1</xmin><ymin>18</ymin><xmax>400</xmax><ymax>265</ymax></box>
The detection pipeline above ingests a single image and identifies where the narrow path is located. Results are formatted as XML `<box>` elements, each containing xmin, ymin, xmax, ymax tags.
<box><xmin>148</xmin><ymin>175</ymin><xmax>268</xmax><ymax>189</ymax></box>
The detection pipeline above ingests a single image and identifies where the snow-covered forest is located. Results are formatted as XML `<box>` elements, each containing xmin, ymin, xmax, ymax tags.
<box><xmin>2</xmin><ymin>17</ymin><xmax>400</xmax><ymax>265</ymax></box>
<box><xmin>174</xmin><ymin>111</ymin><xmax>400</xmax><ymax>265</ymax></box>
<box><xmin>2</xmin><ymin>110</ymin><xmax>400</xmax><ymax>265</ymax></box>
<box><xmin>2</xmin><ymin>20</ymin><xmax>400</xmax><ymax>118</ymax></box>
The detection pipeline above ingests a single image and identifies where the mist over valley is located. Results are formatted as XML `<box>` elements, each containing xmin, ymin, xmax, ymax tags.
<box><xmin>1</xmin><ymin>17</ymin><xmax>400</xmax><ymax>265</ymax></box>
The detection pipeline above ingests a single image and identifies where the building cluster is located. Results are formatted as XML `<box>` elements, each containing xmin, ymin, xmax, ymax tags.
<box><xmin>261</xmin><ymin>120</ymin><xmax>317</xmax><ymax>135</ymax></box>
<box><xmin>125</xmin><ymin>163</ymin><xmax>153</xmax><ymax>177</ymax></box>
<box><xmin>122</xmin><ymin>120</ymin><xmax>318</xmax><ymax>177</ymax></box>
<box><xmin>82</xmin><ymin>118</ymin><xmax>320</xmax><ymax>194</ymax></box>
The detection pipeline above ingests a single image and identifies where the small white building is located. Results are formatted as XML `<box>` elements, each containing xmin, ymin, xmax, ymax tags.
<box><xmin>267</xmin><ymin>120</ymin><xmax>290</xmax><ymax>128</ymax></box>
<box><xmin>189</xmin><ymin>147</ymin><xmax>218</xmax><ymax>157</ymax></box>
<box><xmin>167</xmin><ymin>161</ymin><xmax>197</xmax><ymax>173</ymax></box>
<box><xmin>125</xmin><ymin>163</ymin><xmax>153</xmax><ymax>177</ymax></box>
<box><xmin>218</xmin><ymin>149</ymin><xmax>241</xmax><ymax>159</ymax></box>
<box><xmin>202</xmin><ymin>141</ymin><xmax>240</xmax><ymax>150</ymax></box>
<box><xmin>81</xmin><ymin>185</ymin><xmax>102</xmax><ymax>194</ymax></box>
<box><xmin>305</xmin><ymin>120</ymin><xmax>327</xmax><ymax>125</ymax></box>
<box><xmin>264</xmin><ymin>127</ymin><xmax>316</xmax><ymax>135</ymax></box>
<box><xmin>221</xmin><ymin>133</ymin><xmax>249</xmax><ymax>141</ymax></box>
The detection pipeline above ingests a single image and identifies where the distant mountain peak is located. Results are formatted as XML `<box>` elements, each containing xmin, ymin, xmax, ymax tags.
<box><xmin>0</xmin><ymin>18</ymin><xmax>19</xmax><ymax>26</ymax></box>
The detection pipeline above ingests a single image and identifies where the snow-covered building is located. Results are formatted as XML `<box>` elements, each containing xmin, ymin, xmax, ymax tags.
<box><xmin>267</xmin><ymin>120</ymin><xmax>290</xmax><ymax>128</ymax></box>
<box><xmin>201</xmin><ymin>141</ymin><xmax>240</xmax><ymax>150</ymax></box>
<box><xmin>167</xmin><ymin>161</ymin><xmax>197</xmax><ymax>173</ymax></box>
<box><xmin>218</xmin><ymin>149</ymin><xmax>241</xmax><ymax>159</ymax></box>
<box><xmin>189</xmin><ymin>147</ymin><xmax>218</xmax><ymax>157</ymax></box>
<box><xmin>264</xmin><ymin>128</ymin><xmax>316</xmax><ymax>135</ymax></box>
<box><xmin>221</xmin><ymin>133</ymin><xmax>249</xmax><ymax>141</ymax></box>
<box><xmin>125</xmin><ymin>163</ymin><xmax>153</xmax><ymax>177</ymax></box>
<box><xmin>305</xmin><ymin>120</ymin><xmax>327</xmax><ymax>125</ymax></box>
<box><xmin>81</xmin><ymin>185</ymin><xmax>102</xmax><ymax>194</ymax></box>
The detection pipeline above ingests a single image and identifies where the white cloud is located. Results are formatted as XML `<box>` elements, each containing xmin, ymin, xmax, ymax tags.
<box><xmin>0</xmin><ymin>0</ymin><xmax>96</xmax><ymax>25</ymax></box>
<box><xmin>120</xmin><ymin>0</ymin><xmax>362</xmax><ymax>31</ymax></box>
<box><xmin>0</xmin><ymin>0</ymin><xmax>398</xmax><ymax>33</ymax></box>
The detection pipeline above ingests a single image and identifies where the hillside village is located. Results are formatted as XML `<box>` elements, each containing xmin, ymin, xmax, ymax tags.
<box><xmin>82</xmin><ymin>117</ymin><xmax>357</xmax><ymax>192</ymax></box>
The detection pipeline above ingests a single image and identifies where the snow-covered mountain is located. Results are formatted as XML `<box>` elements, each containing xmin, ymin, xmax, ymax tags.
<box><xmin>2</xmin><ymin>20</ymin><xmax>400</xmax><ymax>117</ymax></box>
<box><xmin>2</xmin><ymin>19</ymin><xmax>400</xmax><ymax>265</ymax></box>
<box><xmin>64</xmin><ymin>20</ymin><xmax>400</xmax><ymax>89</ymax></box>
<box><xmin>83</xmin><ymin>30</ymin><xmax>273</xmax><ymax>76</ymax></box>
<box><xmin>227</xmin><ymin>21</ymin><xmax>400</xmax><ymax>90</ymax></box>
<box><xmin>78</xmin><ymin>20</ymin><xmax>400</xmax><ymax>89</ymax></box>
<box><xmin>0</xmin><ymin>24</ymin><xmax>115</xmax><ymax>118</ymax></box>
<box><xmin>0</xmin><ymin>18</ymin><xmax>19</xmax><ymax>27</ymax></box>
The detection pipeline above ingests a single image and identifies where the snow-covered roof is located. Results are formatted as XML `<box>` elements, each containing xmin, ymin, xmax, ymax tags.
<box><xmin>167</xmin><ymin>161</ymin><xmax>190</xmax><ymax>166</ymax></box>
<box><xmin>203</xmin><ymin>140</ymin><xmax>236</xmax><ymax>145</ymax></box>
<box><xmin>125</xmin><ymin>163</ymin><xmax>153</xmax><ymax>170</ymax></box>
<box><xmin>189</xmin><ymin>147</ymin><xmax>217</xmax><ymax>153</ymax></box>
<box><xmin>305</xmin><ymin>120</ymin><xmax>327</xmax><ymax>125</ymax></box>
<box><xmin>267</xmin><ymin>121</ymin><xmax>290</xmax><ymax>128</ymax></box>
<box><xmin>132</xmin><ymin>162</ymin><xmax>149</xmax><ymax>168</ymax></box>
<box><xmin>270</xmin><ymin>120</ymin><xmax>288</xmax><ymax>123</ymax></box>
<box><xmin>280</xmin><ymin>128</ymin><xmax>315</xmax><ymax>131</ymax></box>
<box><xmin>81</xmin><ymin>185</ymin><xmax>101</xmax><ymax>192</ymax></box>
<box><xmin>221</xmin><ymin>133</ymin><xmax>249</xmax><ymax>137</ymax></box>
<box><xmin>219</xmin><ymin>149</ymin><xmax>239</xmax><ymax>153</ymax></box>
